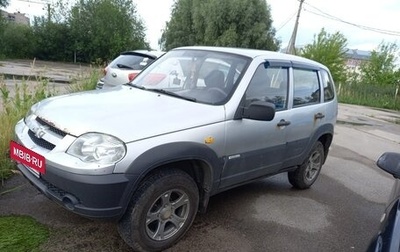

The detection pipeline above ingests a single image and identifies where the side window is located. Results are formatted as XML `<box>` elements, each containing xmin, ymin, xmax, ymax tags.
<box><xmin>293</xmin><ymin>68</ymin><xmax>320</xmax><ymax>107</ymax></box>
<box><xmin>245</xmin><ymin>64</ymin><xmax>288</xmax><ymax>110</ymax></box>
<box><xmin>321</xmin><ymin>70</ymin><xmax>335</xmax><ymax>102</ymax></box>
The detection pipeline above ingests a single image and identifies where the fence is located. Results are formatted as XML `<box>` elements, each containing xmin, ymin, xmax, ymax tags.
<box><xmin>337</xmin><ymin>82</ymin><xmax>400</xmax><ymax>111</ymax></box>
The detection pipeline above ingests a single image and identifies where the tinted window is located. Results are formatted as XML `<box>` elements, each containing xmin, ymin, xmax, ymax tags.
<box><xmin>293</xmin><ymin>69</ymin><xmax>320</xmax><ymax>107</ymax></box>
<box><xmin>245</xmin><ymin>64</ymin><xmax>288</xmax><ymax>110</ymax></box>
<box><xmin>321</xmin><ymin>70</ymin><xmax>335</xmax><ymax>102</ymax></box>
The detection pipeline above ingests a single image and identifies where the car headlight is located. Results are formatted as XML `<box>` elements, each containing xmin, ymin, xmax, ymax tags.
<box><xmin>67</xmin><ymin>133</ymin><xmax>126</xmax><ymax>165</ymax></box>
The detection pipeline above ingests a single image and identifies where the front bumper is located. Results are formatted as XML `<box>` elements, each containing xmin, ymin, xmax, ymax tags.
<box><xmin>17</xmin><ymin>161</ymin><xmax>138</xmax><ymax>219</ymax></box>
<box><xmin>14</xmin><ymin>118</ymin><xmax>139</xmax><ymax>219</ymax></box>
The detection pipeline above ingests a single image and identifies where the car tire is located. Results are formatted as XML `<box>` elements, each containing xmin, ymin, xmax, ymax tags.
<box><xmin>288</xmin><ymin>141</ymin><xmax>324</xmax><ymax>189</ymax></box>
<box><xmin>118</xmin><ymin>169</ymin><xmax>199</xmax><ymax>252</ymax></box>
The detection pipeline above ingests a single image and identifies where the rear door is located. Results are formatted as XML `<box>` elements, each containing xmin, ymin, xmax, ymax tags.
<box><xmin>283</xmin><ymin>64</ymin><xmax>326</xmax><ymax>167</ymax></box>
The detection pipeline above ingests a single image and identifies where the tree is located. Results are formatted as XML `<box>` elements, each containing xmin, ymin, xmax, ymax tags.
<box><xmin>2</xmin><ymin>23</ymin><xmax>34</xmax><ymax>58</ymax></box>
<box><xmin>32</xmin><ymin>17</ymin><xmax>72</xmax><ymax>61</ymax></box>
<box><xmin>0</xmin><ymin>0</ymin><xmax>9</xmax><ymax>57</ymax></box>
<box><xmin>160</xmin><ymin>0</ymin><xmax>280</xmax><ymax>51</ymax></box>
<box><xmin>0</xmin><ymin>0</ymin><xmax>149</xmax><ymax>63</ymax></box>
<box><xmin>0</xmin><ymin>0</ymin><xmax>8</xmax><ymax>8</ymax></box>
<box><xmin>300</xmin><ymin>28</ymin><xmax>348</xmax><ymax>85</ymax></box>
<box><xmin>67</xmin><ymin>0</ymin><xmax>148</xmax><ymax>63</ymax></box>
<box><xmin>359</xmin><ymin>42</ymin><xmax>400</xmax><ymax>86</ymax></box>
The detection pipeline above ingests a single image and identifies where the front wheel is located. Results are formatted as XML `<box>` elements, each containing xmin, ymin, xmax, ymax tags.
<box><xmin>288</xmin><ymin>141</ymin><xmax>325</xmax><ymax>189</ymax></box>
<box><xmin>118</xmin><ymin>169</ymin><xmax>199</xmax><ymax>252</ymax></box>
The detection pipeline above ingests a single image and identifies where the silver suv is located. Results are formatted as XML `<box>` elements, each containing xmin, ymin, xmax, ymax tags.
<box><xmin>11</xmin><ymin>46</ymin><xmax>337</xmax><ymax>251</ymax></box>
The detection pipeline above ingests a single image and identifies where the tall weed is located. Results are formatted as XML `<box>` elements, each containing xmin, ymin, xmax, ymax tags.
<box><xmin>67</xmin><ymin>68</ymin><xmax>101</xmax><ymax>93</ymax></box>
<box><xmin>0</xmin><ymin>77</ymin><xmax>50</xmax><ymax>185</ymax></box>
<box><xmin>0</xmin><ymin>67</ymin><xmax>100</xmax><ymax>185</ymax></box>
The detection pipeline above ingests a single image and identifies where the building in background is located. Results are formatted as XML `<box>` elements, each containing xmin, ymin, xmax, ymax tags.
<box><xmin>344</xmin><ymin>49</ymin><xmax>371</xmax><ymax>72</ymax></box>
<box><xmin>0</xmin><ymin>10</ymin><xmax>30</xmax><ymax>25</ymax></box>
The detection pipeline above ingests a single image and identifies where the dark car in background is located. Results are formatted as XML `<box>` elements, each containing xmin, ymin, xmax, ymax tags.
<box><xmin>96</xmin><ymin>50</ymin><xmax>164</xmax><ymax>89</ymax></box>
<box><xmin>368</xmin><ymin>152</ymin><xmax>400</xmax><ymax>252</ymax></box>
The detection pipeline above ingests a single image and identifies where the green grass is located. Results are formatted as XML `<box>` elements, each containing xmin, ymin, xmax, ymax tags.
<box><xmin>0</xmin><ymin>215</ymin><xmax>49</xmax><ymax>252</ymax></box>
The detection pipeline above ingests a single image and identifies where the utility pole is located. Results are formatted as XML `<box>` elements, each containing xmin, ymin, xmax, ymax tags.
<box><xmin>286</xmin><ymin>0</ymin><xmax>305</xmax><ymax>55</ymax></box>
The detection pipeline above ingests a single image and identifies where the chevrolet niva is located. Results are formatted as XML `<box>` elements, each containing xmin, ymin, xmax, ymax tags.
<box><xmin>11</xmin><ymin>46</ymin><xmax>337</xmax><ymax>251</ymax></box>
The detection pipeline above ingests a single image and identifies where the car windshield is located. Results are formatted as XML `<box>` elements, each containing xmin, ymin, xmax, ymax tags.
<box><xmin>131</xmin><ymin>49</ymin><xmax>250</xmax><ymax>104</ymax></box>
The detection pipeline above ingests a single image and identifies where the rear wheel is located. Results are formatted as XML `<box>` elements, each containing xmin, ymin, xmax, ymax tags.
<box><xmin>288</xmin><ymin>141</ymin><xmax>324</xmax><ymax>189</ymax></box>
<box><xmin>118</xmin><ymin>169</ymin><xmax>199</xmax><ymax>252</ymax></box>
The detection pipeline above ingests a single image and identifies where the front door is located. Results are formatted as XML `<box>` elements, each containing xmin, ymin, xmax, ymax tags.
<box><xmin>220</xmin><ymin>64</ymin><xmax>290</xmax><ymax>188</ymax></box>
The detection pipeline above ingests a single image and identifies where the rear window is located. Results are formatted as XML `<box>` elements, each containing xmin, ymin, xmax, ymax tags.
<box><xmin>110</xmin><ymin>54</ymin><xmax>155</xmax><ymax>70</ymax></box>
<box><xmin>321</xmin><ymin>70</ymin><xmax>335</xmax><ymax>102</ymax></box>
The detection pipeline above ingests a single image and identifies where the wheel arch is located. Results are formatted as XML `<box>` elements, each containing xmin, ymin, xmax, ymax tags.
<box><xmin>124</xmin><ymin>142</ymin><xmax>223</xmax><ymax>214</ymax></box>
<box><xmin>318</xmin><ymin>132</ymin><xmax>333</xmax><ymax>164</ymax></box>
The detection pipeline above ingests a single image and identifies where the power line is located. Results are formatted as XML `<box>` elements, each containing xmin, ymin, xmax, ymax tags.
<box><xmin>275</xmin><ymin>11</ymin><xmax>297</xmax><ymax>32</ymax></box>
<box><xmin>302</xmin><ymin>1</ymin><xmax>400</xmax><ymax>37</ymax></box>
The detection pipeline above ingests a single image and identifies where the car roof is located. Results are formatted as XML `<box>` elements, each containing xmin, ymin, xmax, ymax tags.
<box><xmin>173</xmin><ymin>46</ymin><xmax>327</xmax><ymax>70</ymax></box>
<box><xmin>121</xmin><ymin>50</ymin><xmax>165</xmax><ymax>59</ymax></box>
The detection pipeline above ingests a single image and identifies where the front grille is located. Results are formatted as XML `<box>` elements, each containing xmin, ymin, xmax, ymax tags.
<box><xmin>28</xmin><ymin>129</ymin><xmax>55</xmax><ymax>150</ymax></box>
<box><xmin>36</xmin><ymin>117</ymin><xmax>67</xmax><ymax>137</ymax></box>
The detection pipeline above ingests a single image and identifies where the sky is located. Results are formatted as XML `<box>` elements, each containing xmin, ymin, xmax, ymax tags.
<box><xmin>5</xmin><ymin>0</ymin><xmax>400</xmax><ymax>51</ymax></box>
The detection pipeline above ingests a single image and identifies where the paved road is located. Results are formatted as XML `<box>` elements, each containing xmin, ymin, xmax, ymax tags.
<box><xmin>1</xmin><ymin>103</ymin><xmax>399</xmax><ymax>252</ymax></box>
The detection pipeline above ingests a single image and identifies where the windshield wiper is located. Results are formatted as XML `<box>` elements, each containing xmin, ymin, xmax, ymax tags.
<box><xmin>147</xmin><ymin>89</ymin><xmax>197</xmax><ymax>102</ymax></box>
<box><xmin>116</xmin><ymin>63</ymin><xmax>134</xmax><ymax>70</ymax></box>
<box><xmin>124</xmin><ymin>83</ymin><xmax>146</xmax><ymax>89</ymax></box>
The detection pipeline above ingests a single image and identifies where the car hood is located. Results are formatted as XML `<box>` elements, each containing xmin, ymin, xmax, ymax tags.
<box><xmin>33</xmin><ymin>86</ymin><xmax>226</xmax><ymax>142</ymax></box>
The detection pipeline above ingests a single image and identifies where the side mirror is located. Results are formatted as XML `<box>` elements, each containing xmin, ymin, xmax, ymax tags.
<box><xmin>377</xmin><ymin>152</ymin><xmax>400</xmax><ymax>179</ymax></box>
<box><xmin>243</xmin><ymin>101</ymin><xmax>275</xmax><ymax>121</ymax></box>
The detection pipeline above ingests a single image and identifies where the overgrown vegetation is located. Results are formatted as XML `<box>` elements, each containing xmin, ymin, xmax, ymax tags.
<box><xmin>338</xmin><ymin>82</ymin><xmax>400</xmax><ymax>110</ymax></box>
<box><xmin>0</xmin><ymin>67</ymin><xmax>100</xmax><ymax>184</ymax></box>
<box><xmin>298</xmin><ymin>29</ymin><xmax>400</xmax><ymax>111</ymax></box>
<box><xmin>0</xmin><ymin>0</ymin><xmax>148</xmax><ymax>63</ymax></box>
<box><xmin>0</xmin><ymin>78</ymin><xmax>49</xmax><ymax>184</ymax></box>
<box><xmin>338</xmin><ymin>42</ymin><xmax>400</xmax><ymax>110</ymax></box>
<box><xmin>0</xmin><ymin>215</ymin><xmax>49</xmax><ymax>252</ymax></box>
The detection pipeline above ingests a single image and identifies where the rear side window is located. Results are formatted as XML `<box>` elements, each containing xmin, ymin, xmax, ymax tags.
<box><xmin>321</xmin><ymin>70</ymin><xmax>335</xmax><ymax>102</ymax></box>
<box><xmin>292</xmin><ymin>68</ymin><xmax>320</xmax><ymax>107</ymax></box>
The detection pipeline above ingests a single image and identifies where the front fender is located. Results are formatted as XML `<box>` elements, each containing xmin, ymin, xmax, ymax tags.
<box><xmin>122</xmin><ymin>142</ymin><xmax>224</xmax><ymax>213</ymax></box>
<box><xmin>127</xmin><ymin>142</ymin><xmax>224</xmax><ymax>191</ymax></box>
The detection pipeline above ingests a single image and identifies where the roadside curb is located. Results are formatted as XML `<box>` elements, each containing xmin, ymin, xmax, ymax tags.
<box><xmin>1</xmin><ymin>73</ymin><xmax>72</xmax><ymax>84</ymax></box>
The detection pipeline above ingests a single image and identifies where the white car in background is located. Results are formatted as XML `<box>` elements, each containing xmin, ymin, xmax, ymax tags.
<box><xmin>96</xmin><ymin>50</ymin><xmax>164</xmax><ymax>89</ymax></box>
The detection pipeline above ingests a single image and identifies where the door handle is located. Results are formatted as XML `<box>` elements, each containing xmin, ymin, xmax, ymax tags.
<box><xmin>314</xmin><ymin>113</ymin><xmax>325</xmax><ymax>119</ymax></box>
<box><xmin>277</xmin><ymin>119</ymin><xmax>291</xmax><ymax>127</ymax></box>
